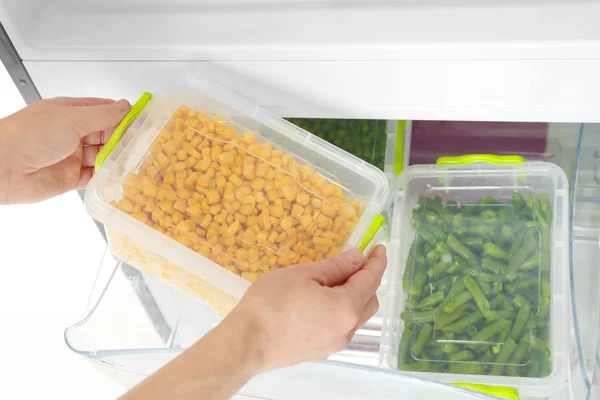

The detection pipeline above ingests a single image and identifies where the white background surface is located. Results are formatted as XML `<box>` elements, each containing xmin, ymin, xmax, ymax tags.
<box><xmin>0</xmin><ymin>65</ymin><xmax>124</xmax><ymax>398</ymax></box>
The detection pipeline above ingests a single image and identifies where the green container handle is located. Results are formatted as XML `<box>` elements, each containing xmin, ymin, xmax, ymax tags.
<box><xmin>95</xmin><ymin>92</ymin><xmax>153</xmax><ymax>171</ymax></box>
<box><xmin>437</xmin><ymin>154</ymin><xmax>525</xmax><ymax>165</ymax></box>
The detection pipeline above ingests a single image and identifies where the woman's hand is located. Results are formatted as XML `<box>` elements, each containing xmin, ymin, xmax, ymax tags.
<box><xmin>122</xmin><ymin>245</ymin><xmax>387</xmax><ymax>400</ymax></box>
<box><xmin>228</xmin><ymin>244</ymin><xmax>387</xmax><ymax>374</ymax></box>
<box><xmin>0</xmin><ymin>97</ymin><xmax>130</xmax><ymax>204</ymax></box>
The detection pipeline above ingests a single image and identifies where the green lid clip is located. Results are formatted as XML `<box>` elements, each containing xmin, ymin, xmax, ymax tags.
<box><xmin>95</xmin><ymin>92</ymin><xmax>153</xmax><ymax>171</ymax></box>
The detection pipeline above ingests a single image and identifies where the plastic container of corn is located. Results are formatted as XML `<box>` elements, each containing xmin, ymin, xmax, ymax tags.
<box><xmin>379</xmin><ymin>156</ymin><xmax>569</xmax><ymax>397</ymax></box>
<box><xmin>84</xmin><ymin>79</ymin><xmax>391</xmax><ymax>316</ymax></box>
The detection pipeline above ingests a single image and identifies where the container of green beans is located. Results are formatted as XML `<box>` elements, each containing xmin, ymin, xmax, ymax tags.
<box><xmin>285</xmin><ymin>118</ymin><xmax>389</xmax><ymax>171</ymax></box>
<box><xmin>380</xmin><ymin>157</ymin><xmax>569</xmax><ymax>397</ymax></box>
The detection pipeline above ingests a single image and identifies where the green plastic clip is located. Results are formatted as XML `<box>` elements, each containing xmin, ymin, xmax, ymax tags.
<box><xmin>394</xmin><ymin>120</ymin><xmax>407</xmax><ymax>176</ymax></box>
<box><xmin>436</xmin><ymin>154</ymin><xmax>525</xmax><ymax>165</ymax></box>
<box><xmin>95</xmin><ymin>92</ymin><xmax>153</xmax><ymax>171</ymax></box>
<box><xmin>452</xmin><ymin>383</ymin><xmax>519</xmax><ymax>400</ymax></box>
<box><xmin>358</xmin><ymin>214</ymin><xmax>385</xmax><ymax>251</ymax></box>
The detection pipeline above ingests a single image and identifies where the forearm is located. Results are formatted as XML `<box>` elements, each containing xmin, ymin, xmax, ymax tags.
<box><xmin>121</xmin><ymin>314</ymin><xmax>263</xmax><ymax>400</ymax></box>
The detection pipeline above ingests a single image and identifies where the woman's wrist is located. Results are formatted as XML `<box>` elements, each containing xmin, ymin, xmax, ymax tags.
<box><xmin>193</xmin><ymin>310</ymin><xmax>267</xmax><ymax>380</ymax></box>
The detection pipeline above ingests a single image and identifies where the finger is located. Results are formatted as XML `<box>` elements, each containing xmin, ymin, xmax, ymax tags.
<box><xmin>83</xmin><ymin>131</ymin><xmax>102</xmax><ymax>145</ymax></box>
<box><xmin>350</xmin><ymin>295</ymin><xmax>379</xmax><ymax>335</ymax></box>
<box><xmin>68</xmin><ymin>99</ymin><xmax>131</xmax><ymax>136</ymax></box>
<box><xmin>82</xmin><ymin>145</ymin><xmax>99</xmax><ymax>168</ymax></box>
<box><xmin>76</xmin><ymin>168</ymin><xmax>94</xmax><ymax>189</ymax></box>
<box><xmin>339</xmin><ymin>245</ymin><xmax>387</xmax><ymax>309</ymax></box>
<box><xmin>82</xmin><ymin>126</ymin><xmax>118</xmax><ymax>146</ymax></box>
<box><xmin>49</xmin><ymin>97</ymin><xmax>117</xmax><ymax>107</ymax></box>
<box><xmin>300</xmin><ymin>249</ymin><xmax>365</xmax><ymax>287</ymax></box>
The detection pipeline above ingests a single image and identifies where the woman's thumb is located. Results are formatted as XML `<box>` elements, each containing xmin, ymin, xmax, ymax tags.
<box><xmin>69</xmin><ymin>99</ymin><xmax>131</xmax><ymax>136</ymax></box>
<box><xmin>302</xmin><ymin>249</ymin><xmax>365</xmax><ymax>287</ymax></box>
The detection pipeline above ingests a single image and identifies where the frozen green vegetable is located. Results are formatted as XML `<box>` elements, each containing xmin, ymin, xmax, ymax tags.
<box><xmin>286</xmin><ymin>118</ymin><xmax>388</xmax><ymax>170</ymax></box>
<box><xmin>398</xmin><ymin>194</ymin><xmax>552</xmax><ymax>378</ymax></box>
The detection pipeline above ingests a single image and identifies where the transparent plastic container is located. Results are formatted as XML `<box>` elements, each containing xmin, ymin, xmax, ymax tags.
<box><xmin>380</xmin><ymin>160</ymin><xmax>569</xmax><ymax>397</ymax></box>
<box><xmin>84</xmin><ymin>79</ymin><xmax>391</xmax><ymax>316</ymax></box>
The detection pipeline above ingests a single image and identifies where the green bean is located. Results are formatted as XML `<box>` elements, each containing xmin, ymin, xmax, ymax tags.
<box><xmin>482</xmin><ymin>210</ymin><xmax>499</xmax><ymax>224</ymax></box>
<box><xmin>506</xmin><ymin>234</ymin><xmax>537</xmax><ymax>280</ymax></box>
<box><xmin>419</xmin><ymin>196</ymin><xmax>443</xmax><ymax>216</ymax></box>
<box><xmin>449</xmin><ymin>350</ymin><xmax>474</xmax><ymax>362</ymax></box>
<box><xmin>508</xmin><ymin>340</ymin><xmax>531</xmax><ymax>366</ymax></box>
<box><xmin>442</xmin><ymin>311</ymin><xmax>484</xmax><ymax>332</ymax></box>
<box><xmin>463</xmin><ymin>237</ymin><xmax>484</xmax><ymax>251</ymax></box>
<box><xmin>403</xmin><ymin>361</ymin><xmax>433</xmax><ymax>372</ymax></box>
<box><xmin>449</xmin><ymin>362</ymin><xmax>480</xmax><ymax>375</ymax></box>
<box><xmin>409</xmin><ymin>269</ymin><xmax>428</xmax><ymax>297</ymax></box>
<box><xmin>470</xmin><ymin>319</ymin><xmax>511</xmax><ymax>344</ymax></box>
<box><xmin>447</xmin><ymin>234</ymin><xmax>478</xmax><ymax>266</ymax></box>
<box><xmin>509</xmin><ymin>193</ymin><xmax>527</xmax><ymax>213</ymax></box>
<box><xmin>397</xmin><ymin>328</ymin><xmax>413</xmax><ymax>368</ymax></box>
<box><xmin>537</xmin><ymin>297</ymin><xmax>551</xmax><ymax>328</ymax></box>
<box><xmin>441</xmin><ymin>343</ymin><xmax>461</xmax><ymax>354</ymax></box>
<box><xmin>416</xmin><ymin>291</ymin><xmax>445</xmax><ymax>309</ymax></box>
<box><xmin>485</xmin><ymin>310</ymin><xmax>514</xmax><ymax>322</ymax></box>
<box><xmin>435</xmin><ymin>305</ymin><xmax>467</xmax><ymax>330</ymax></box>
<box><xmin>435</xmin><ymin>242</ymin><xmax>452</xmax><ymax>256</ymax></box>
<box><xmin>464</xmin><ymin>275</ymin><xmax>491</xmax><ymax>316</ymax></box>
<box><xmin>492</xmin><ymin>281</ymin><xmax>503</xmax><ymax>296</ymax></box>
<box><xmin>412</xmin><ymin>324</ymin><xmax>433</xmax><ymax>357</ymax></box>
<box><xmin>483</xmin><ymin>242</ymin><xmax>509</xmax><ymax>261</ymax></box>
<box><xmin>524</xmin><ymin>333</ymin><xmax>549</xmax><ymax>352</ymax></box>
<box><xmin>401</xmin><ymin>309</ymin><xmax>437</xmax><ymax>325</ymax></box>
<box><xmin>520</xmin><ymin>253</ymin><xmax>540</xmax><ymax>271</ymax></box>
<box><xmin>541</xmin><ymin>279</ymin><xmax>551</xmax><ymax>299</ymax></box>
<box><xmin>505</xmin><ymin>283</ymin><xmax>518</xmax><ymax>294</ymax></box>
<box><xmin>467</xmin><ymin>325</ymin><xmax>479</xmax><ymax>336</ymax></box>
<box><xmin>427</xmin><ymin>261</ymin><xmax>453</xmax><ymax>278</ymax></box>
<box><xmin>540</xmin><ymin>348</ymin><xmax>552</xmax><ymax>377</ymax></box>
<box><xmin>489</xmin><ymin>338</ymin><xmax>518</xmax><ymax>376</ymax></box>
<box><xmin>481</xmin><ymin>257</ymin><xmax>507</xmax><ymax>274</ymax></box>
<box><xmin>480</xmin><ymin>349</ymin><xmax>495</xmax><ymax>364</ymax></box>
<box><xmin>510</xmin><ymin>301</ymin><xmax>531</xmax><ymax>341</ymax></box>
<box><xmin>444</xmin><ymin>291</ymin><xmax>473</xmax><ymax>313</ymax></box>
<box><xmin>475</xmin><ymin>276</ymin><xmax>492</xmax><ymax>297</ymax></box>
<box><xmin>518</xmin><ymin>278</ymin><xmax>539</xmax><ymax>290</ymax></box>
<box><xmin>512</xmin><ymin>295</ymin><xmax>529</xmax><ymax>309</ymax></box>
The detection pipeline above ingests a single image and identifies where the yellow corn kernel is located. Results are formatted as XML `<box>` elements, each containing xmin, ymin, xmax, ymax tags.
<box><xmin>243</xmin><ymin>131</ymin><xmax>257</xmax><ymax>144</ymax></box>
<box><xmin>321</xmin><ymin>200</ymin><xmax>339</xmax><ymax>218</ymax></box>
<box><xmin>172</xmin><ymin>211</ymin><xmax>184</xmax><ymax>225</ymax></box>
<box><xmin>241</xmin><ymin>272</ymin><xmax>258</xmax><ymax>283</ymax></box>
<box><xmin>311</xmin><ymin>198</ymin><xmax>323</xmax><ymax>209</ymax></box>
<box><xmin>251</xmin><ymin>178</ymin><xmax>265</xmax><ymax>191</ymax></box>
<box><xmin>255</xmin><ymin>162</ymin><xmax>270</xmax><ymax>178</ymax></box>
<box><xmin>240</xmin><ymin>204</ymin><xmax>253</xmax><ymax>216</ymax></box>
<box><xmin>291</xmin><ymin>204</ymin><xmax>304</xmax><ymax>218</ymax></box>
<box><xmin>280</xmin><ymin>216</ymin><xmax>294</xmax><ymax>231</ymax></box>
<box><xmin>117</xmin><ymin>198</ymin><xmax>135</xmax><ymax>213</ymax></box>
<box><xmin>316</xmin><ymin>214</ymin><xmax>333</xmax><ymax>230</ymax></box>
<box><xmin>260</xmin><ymin>212</ymin><xmax>272</xmax><ymax>230</ymax></box>
<box><xmin>266</xmin><ymin>189</ymin><xmax>279</xmax><ymax>202</ymax></box>
<box><xmin>172</xmin><ymin>198</ymin><xmax>185</xmax><ymax>211</ymax></box>
<box><xmin>206</xmin><ymin>190</ymin><xmax>220</xmax><ymax>205</ymax></box>
<box><xmin>281</xmin><ymin>185</ymin><xmax>297</xmax><ymax>202</ymax></box>
<box><xmin>270</xmin><ymin>205</ymin><xmax>284</xmax><ymax>218</ymax></box>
